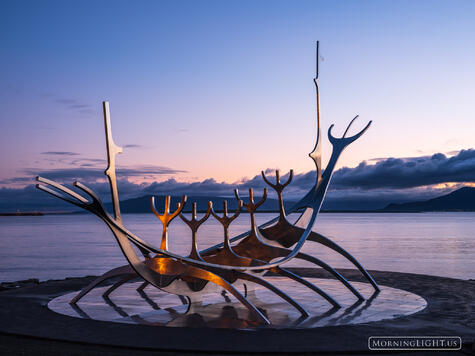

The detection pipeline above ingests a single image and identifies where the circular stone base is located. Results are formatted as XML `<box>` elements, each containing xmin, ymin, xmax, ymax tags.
<box><xmin>48</xmin><ymin>278</ymin><xmax>425</xmax><ymax>329</ymax></box>
<box><xmin>0</xmin><ymin>269</ymin><xmax>474</xmax><ymax>353</ymax></box>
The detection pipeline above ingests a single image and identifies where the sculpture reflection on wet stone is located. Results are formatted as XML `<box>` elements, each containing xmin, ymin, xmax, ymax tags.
<box><xmin>36</xmin><ymin>42</ymin><xmax>379</xmax><ymax>325</ymax></box>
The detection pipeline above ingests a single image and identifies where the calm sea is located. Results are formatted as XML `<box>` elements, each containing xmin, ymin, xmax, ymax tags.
<box><xmin>0</xmin><ymin>212</ymin><xmax>474</xmax><ymax>282</ymax></box>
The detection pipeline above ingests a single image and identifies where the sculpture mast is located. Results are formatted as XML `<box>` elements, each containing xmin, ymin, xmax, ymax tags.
<box><xmin>294</xmin><ymin>41</ymin><xmax>322</xmax><ymax>228</ymax></box>
<box><xmin>308</xmin><ymin>41</ymin><xmax>322</xmax><ymax>185</ymax></box>
<box><xmin>103</xmin><ymin>101</ymin><xmax>123</xmax><ymax>223</ymax></box>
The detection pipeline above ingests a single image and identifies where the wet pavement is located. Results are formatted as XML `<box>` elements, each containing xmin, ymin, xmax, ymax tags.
<box><xmin>49</xmin><ymin>277</ymin><xmax>426</xmax><ymax>329</ymax></box>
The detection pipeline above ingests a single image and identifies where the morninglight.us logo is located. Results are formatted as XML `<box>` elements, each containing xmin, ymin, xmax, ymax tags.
<box><xmin>368</xmin><ymin>336</ymin><xmax>462</xmax><ymax>351</ymax></box>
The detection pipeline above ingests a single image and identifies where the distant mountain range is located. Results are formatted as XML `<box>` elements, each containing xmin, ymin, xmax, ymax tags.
<box><xmin>107</xmin><ymin>195</ymin><xmax>296</xmax><ymax>214</ymax></box>
<box><xmin>3</xmin><ymin>186</ymin><xmax>474</xmax><ymax>215</ymax></box>
<box><xmin>382</xmin><ymin>187</ymin><xmax>475</xmax><ymax>212</ymax></box>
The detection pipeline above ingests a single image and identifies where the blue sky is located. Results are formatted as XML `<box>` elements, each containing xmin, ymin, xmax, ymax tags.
<box><xmin>1</xmin><ymin>0</ymin><xmax>475</xmax><ymax>210</ymax></box>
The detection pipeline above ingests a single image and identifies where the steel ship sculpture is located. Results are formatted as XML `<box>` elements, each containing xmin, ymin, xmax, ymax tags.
<box><xmin>36</xmin><ymin>42</ymin><xmax>379</xmax><ymax>325</ymax></box>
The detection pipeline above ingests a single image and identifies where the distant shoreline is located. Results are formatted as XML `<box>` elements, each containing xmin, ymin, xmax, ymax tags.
<box><xmin>0</xmin><ymin>212</ymin><xmax>44</xmax><ymax>216</ymax></box>
<box><xmin>2</xmin><ymin>209</ymin><xmax>475</xmax><ymax>216</ymax></box>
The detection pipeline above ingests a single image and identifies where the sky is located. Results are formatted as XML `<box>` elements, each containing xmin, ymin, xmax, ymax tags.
<box><xmin>1</xmin><ymin>0</ymin><xmax>475</xmax><ymax>211</ymax></box>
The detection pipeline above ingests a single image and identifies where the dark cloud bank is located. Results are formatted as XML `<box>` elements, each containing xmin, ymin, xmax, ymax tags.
<box><xmin>1</xmin><ymin>149</ymin><xmax>475</xmax><ymax>212</ymax></box>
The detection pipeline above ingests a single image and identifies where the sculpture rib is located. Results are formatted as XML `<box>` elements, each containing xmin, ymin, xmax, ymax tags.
<box><xmin>307</xmin><ymin>232</ymin><xmax>380</xmax><ymax>291</ymax></box>
<box><xmin>103</xmin><ymin>274</ymin><xmax>136</xmax><ymax>298</ymax></box>
<box><xmin>69</xmin><ymin>265</ymin><xmax>134</xmax><ymax>304</ymax></box>
<box><xmin>235</xmin><ymin>271</ymin><xmax>309</xmax><ymax>317</ymax></box>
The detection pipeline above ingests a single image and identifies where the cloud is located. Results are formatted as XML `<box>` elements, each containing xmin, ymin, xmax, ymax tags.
<box><xmin>41</xmin><ymin>151</ymin><xmax>80</xmax><ymax>156</ymax></box>
<box><xmin>123</xmin><ymin>144</ymin><xmax>143</xmax><ymax>149</ymax></box>
<box><xmin>32</xmin><ymin>165</ymin><xmax>185</xmax><ymax>181</ymax></box>
<box><xmin>0</xmin><ymin>168</ymin><xmax>455</xmax><ymax>212</ymax></box>
<box><xmin>2</xmin><ymin>149</ymin><xmax>475</xmax><ymax>212</ymax></box>
<box><xmin>139</xmin><ymin>171</ymin><xmax>310</xmax><ymax>202</ymax></box>
<box><xmin>0</xmin><ymin>184</ymin><xmax>89</xmax><ymax>212</ymax></box>
<box><xmin>446</xmin><ymin>149</ymin><xmax>461</xmax><ymax>156</ymax></box>
<box><xmin>331</xmin><ymin>149</ymin><xmax>475</xmax><ymax>190</ymax></box>
<box><xmin>72</xmin><ymin>158</ymin><xmax>105</xmax><ymax>165</ymax></box>
<box><xmin>0</xmin><ymin>165</ymin><xmax>186</xmax><ymax>186</ymax></box>
<box><xmin>54</xmin><ymin>97</ymin><xmax>95</xmax><ymax>115</ymax></box>
<box><xmin>136</xmin><ymin>148</ymin><xmax>475</xmax><ymax>208</ymax></box>
<box><xmin>0</xmin><ymin>173</ymin><xmax>292</xmax><ymax>212</ymax></box>
<box><xmin>367</xmin><ymin>155</ymin><xmax>431</xmax><ymax>162</ymax></box>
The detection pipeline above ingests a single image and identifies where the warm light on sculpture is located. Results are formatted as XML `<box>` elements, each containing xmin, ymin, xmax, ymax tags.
<box><xmin>36</xmin><ymin>42</ymin><xmax>379</xmax><ymax>325</ymax></box>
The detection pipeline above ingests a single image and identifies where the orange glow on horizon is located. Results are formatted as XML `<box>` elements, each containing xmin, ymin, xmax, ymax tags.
<box><xmin>432</xmin><ymin>182</ymin><xmax>475</xmax><ymax>190</ymax></box>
